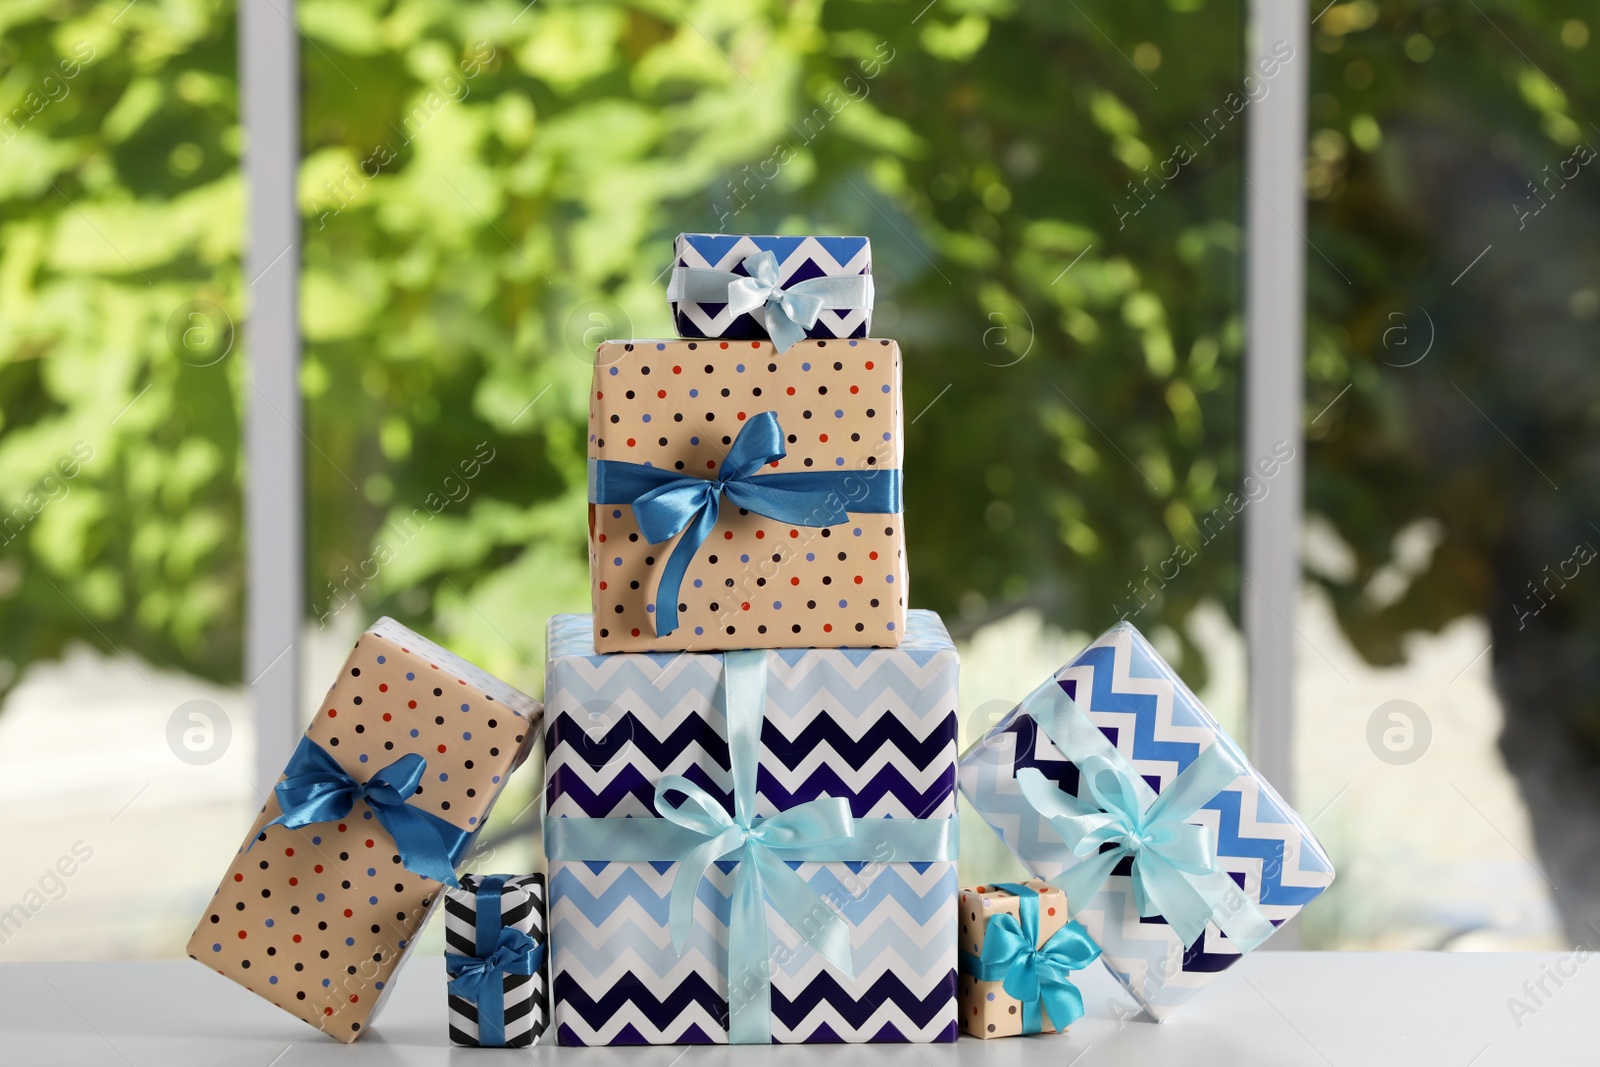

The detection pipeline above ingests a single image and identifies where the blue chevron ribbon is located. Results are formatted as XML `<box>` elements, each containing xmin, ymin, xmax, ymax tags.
<box><xmin>255</xmin><ymin>736</ymin><xmax>470</xmax><ymax>886</ymax></box>
<box><xmin>445</xmin><ymin>875</ymin><xmax>544</xmax><ymax>1047</ymax></box>
<box><xmin>1016</xmin><ymin>680</ymin><xmax>1276</xmax><ymax>951</ymax></box>
<box><xmin>959</xmin><ymin>882</ymin><xmax>1099</xmax><ymax>1033</ymax></box>
<box><xmin>667</xmin><ymin>249</ymin><xmax>873</xmax><ymax>352</ymax></box>
<box><xmin>588</xmin><ymin>410</ymin><xmax>901</xmax><ymax>637</ymax></box>
<box><xmin>545</xmin><ymin>649</ymin><xmax>957</xmax><ymax>1043</ymax></box>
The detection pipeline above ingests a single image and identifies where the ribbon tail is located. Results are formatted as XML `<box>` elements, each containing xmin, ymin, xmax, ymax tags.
<box><xmin>666</xmin><ymin>830</ymin><xmax>741</xmax><ymax>955</ymax></box>
<box><xmin>762</xmin><ymin>303</ymin><xmax>807</xmax><ymax>354</ymax></box>
<box><xmin>371</xmin><ymin>801</ymin><xmax>459</xmax><ymax>886</ymax></box>
<box><xmin>1048</xmin><ymin>842</ymin><xmax>1127</xmax><ymax>918</ymax></box>
<box><xmin>1180</xmin><ymin>867</ymin><xmax>1277</xmax><ymax>952</ymax></box>
<box><xmin>753</xmin><ymin>848</ymin><xmax>854</xmax><ymax>977</ymax></box>
<box><xmin>726</xmin><ymin>860</ymin><xmax>772</xmax><ymax>1044</ymax></box>
<box><xmin>650</xmin><ymin>496</ymin><xmax>719</xmax><ymax>637</ymax></box>
<box><xmin>1131</xmin><ymin>852</ymin><xmax>1220</xmax><ymax>948</ymax></box>
<box><xmin>1039</xmin><ymin>978</ymin><xmax>1085</xmax><ymax>1033</ymax></box>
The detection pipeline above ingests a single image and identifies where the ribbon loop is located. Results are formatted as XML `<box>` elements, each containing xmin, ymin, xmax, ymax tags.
<box><xmin>668</xmin><ymin>250</ymin><xmax>874</xmax><ymax>353</ymax></box>
<box><xmin>1014</xmin><ymin>679</ymin><xmax>1277</xmax><ymax>952</ymax></box>
<box><xmin>259</xmin><ymin>736</ymin><xmax>468</xmax><ymax>886</ymax></box>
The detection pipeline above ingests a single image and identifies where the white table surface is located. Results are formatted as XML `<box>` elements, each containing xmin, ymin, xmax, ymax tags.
<box><xmin>1</xmin><ymin>953</ymin><xmax>1592</xmax><ymax>1066</ymax></box>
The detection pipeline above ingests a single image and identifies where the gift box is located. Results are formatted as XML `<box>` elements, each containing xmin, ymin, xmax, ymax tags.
<box><xmin>542</xmin><ymin>609</ymin><xmax>960</xmax><ymax>1044</ymax></box>
<box><xmin>187</xmin><ymin>619</ymin><xmax>540</xmax><ymax>1042</ymax></box>
<box><xmin>445</xmin><ymin>873</ymin><xmax>547</xmax><ymax>1047</ymax></box>
<box><xmin>587</xmin><ymin>337</ymin><xmax>906</xmax><ymax>654</ymax></box>
<box><xmin>667</xmin><ymin>234</ymin><xmax>873</xmax><ymax>352</ymax></box>
<box><xmin>958</xmin><ymin>879</ymin><xmax>1099</xmax><ymax>1038</ymax></box>
<box><xmin>957</xmin><ymin>622</ymin><xmax>1335</xmax><ymax>1020</ymax></box>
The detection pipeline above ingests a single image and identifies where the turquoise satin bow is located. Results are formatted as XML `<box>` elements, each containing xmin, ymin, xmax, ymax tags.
<box><xmin>446</xmin><ymin>876</ymin><xmax>543</xmax><ymax>1048</ymax></box>
<box><xmin>959</xmin><ymin>882</ymin><xmax>1100</xmax><ymax>1033</ymax></box>
<box><xmin>259</xmin><ymin>736</ymin><xmax>469</xmax><ymax>886</ymax></box>
<box><xmin>544</xmin><ymin>649</ymin><xmax>958</xmax><ymax>1043</ymax></box>
<box><xmin>1016</xmin><ymin>680</ymin><xmax>1276</xmax><ymax>952</ymax></box>
<box><xmin>668</xmin><ymin>250</ymin><xmax>873</xmax><ymax>352</ymax></box>
<box><xmin>588</xmin><ymin>410</ymin><xmax>901</xmax><ymax>637</ymax></box>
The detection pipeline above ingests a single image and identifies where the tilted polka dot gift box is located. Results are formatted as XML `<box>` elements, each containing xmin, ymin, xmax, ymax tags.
<box><xmin>588</xmin><ymin>337</ymin><xmax>906</xmax><ymax>653</ymax></box>
<box><xmin>186</xmin><ymin>618</ymin><xmax>540</xmax><ymax>1042</ymax></box>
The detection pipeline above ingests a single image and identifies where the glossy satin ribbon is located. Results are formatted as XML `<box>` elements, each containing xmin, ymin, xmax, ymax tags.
<box><xmin>588</xmin><ymin>410</ymin><xmax>902</xmax><ymax>637</ymax></box>
<box><xmin>1016</xmin><ymin>680</ymin><xmax>1277</xmax><ymax>951</ymax></box>
<box><xmin>445</xmin><ymin>875</ymin><xmax>544</xmax><ymax>1047</ymax></box>
<box><xmin>668</xmin><ymin>249</ymin><xmax>873</xmax><ymax>352</ymax></box>
<box><xmin>545</xmin><ymin>649</ymin><xmax>958</xmax><ymax>1043</ymax></box>
<box><xmin>257</xmin><ymin>736</ymin><xmax>470</xmax><ymax>886</ymax></box>
<box><xmin>958</xmin><ymin>882</ymin><xmax>1100</xmax><ymax>1033</ymax></box>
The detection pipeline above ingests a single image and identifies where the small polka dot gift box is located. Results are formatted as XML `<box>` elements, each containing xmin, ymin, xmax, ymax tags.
<box><xmin>958</xmin><ymin>879</ymin><xmax>1100</xmax><ymax>1038</ymax></box>
<box><xmin>543</xmin><ymin>610</ymin><xmax>961</xmax><ymax>1044</ymax></box>
<box><xmin>186</xmin><ymin>618</ymin><xmax>540</xmax><ymax>1042</ymax></box>
<box><xmin>588</xmin><ymin>337</ymin><xmax>906</xmax><ymax>653</ymax></box>
<box><xmin>667</xmin><ymin>234</ymin><xmax>873</xmax><ymax>351</ymax></box>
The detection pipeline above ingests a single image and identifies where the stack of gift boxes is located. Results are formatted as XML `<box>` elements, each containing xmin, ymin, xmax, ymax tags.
<box><xmin>189</xmin><ymin>233</ymin><xmax>1335</xmax><ymax>1048</ymax></box>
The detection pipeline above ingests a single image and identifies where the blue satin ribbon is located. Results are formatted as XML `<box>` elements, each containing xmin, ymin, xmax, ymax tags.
<box><xmin>668</xmin><ymin>249</ymin><xmax>874</xmax><ymax>352</ymax></box>
<box><xmin>1016</xmin><ymin>681</ymin><xmax>1277</xmax><ymax>952</ymax></box>
<box><xmin>445</xmin><ymin>874</ymin><xmax>545</xmax><ymax>1047</ymax></box>
<box><xmin>545</xmin><ymin>649</ymin><xmax>958</xmax><ymax>1043</ymax></box>
<box><xmin>958</xmin><ymin>882</ymin><xmax>1100</xmax><ymax>1033</ymax></box>
<box><xmin>256</xmin><ymin>736</ymin><xmax>470</xmax><ymax>886</ymax></box>
<box><xmin>588</xmin><ymin>410</ymin><xmax>902</xmax><ymax>638</ymax></box>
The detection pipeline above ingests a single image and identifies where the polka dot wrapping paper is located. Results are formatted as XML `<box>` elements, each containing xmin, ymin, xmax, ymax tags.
<box><xmin>958</xmin><ymin>880</ymin><xmax>1074</xmax><ymax>1038</ymax></box>
<box><xmin>589</xmin><ymin>337</ymin><xmax>907</xmax><ymax>653</ymax></box>
<box><xmin>185</xmin><ymin>618</ymin><xmax>541</xmax><ymax>1042</ymax></box>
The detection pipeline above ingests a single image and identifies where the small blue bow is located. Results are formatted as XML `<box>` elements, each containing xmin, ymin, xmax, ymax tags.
<box><xmin>961</xmin><ymin>882</ymin><xmax>1100</xmax><ymax>1033</ymax></box>
<box><xmin>259</xmin><ymin>736</ymin><xmax>468</xmax><ymax>886</ymax></box>
<box><xmin>670</xmin><ymin>250</ymin><xmax>873</xmax><ymax>352</ymax></box>
<box><xmin>447</xmin><ymin>925</ymin><xmax>544</xmax><ymax>1047</ymax></box>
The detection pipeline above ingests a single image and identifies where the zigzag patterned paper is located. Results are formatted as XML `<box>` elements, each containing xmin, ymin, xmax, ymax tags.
<box><xmin>957</xmin><ymin>622</ymin><xmax>1335</xmax><ymax>1019</ymax></box>
<box><xmin>671</xmin><ymin>234</ymin><xmax>872</xmax><ymax>340</ymax></box>
<box><xmin>444</xmin><ymin>873</ymin><xmax>547</xmax><ymax>1047</ymax></box>
<box><xmin>545</xmin><ymin>610</ymin><xmax>959</xmax><ymax>1045</ymax></box>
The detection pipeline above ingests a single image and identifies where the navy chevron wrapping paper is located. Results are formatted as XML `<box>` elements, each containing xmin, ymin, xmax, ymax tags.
<box><xmin>668</xmin><ymin>234</ymin><xmax>872</xmax><ymax>346</ymax></box>
<box><xmin>957</xmin><ymin>622</ymin><xmax>1335</xmax><ymax>1019</ymax></box>
<box><xmin>543</xmin><ymin>610</ymin><xmax>960</xmax><ymax>1045</ymax></box>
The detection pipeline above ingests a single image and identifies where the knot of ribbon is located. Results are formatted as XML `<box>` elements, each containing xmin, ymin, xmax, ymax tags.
<box><xmin>445</xmin><ymin>875</ymin><xmax>544</xmax><ymax>1047</ymax></box>
<box><xmin>1014</xmin><ymin>681</ymin><xmax>1277</xmax><ymax>952</ymax></box>
<box><xmin>589</xmin><ymin>410</ymin><xmax>901</xmax><ymax>637</ymax></box>
<box><xmin>258</xmin><ymin>736</ymin><xmax>469</xmax><ymax>886</ymax></box>
<box><xmin>543</xmin><ymin>648</ymin><xmax>959</xmax><ymax>1043</ymax></box>
<box><xmin>960</xmin><ymin>882</ymin><xmax>1100</xmax><ymax>1033</ymax></box>
<box><xmin>668</xmin><ymin>249</ymin><xmax>874</xmax><ymax>353</ymax></box>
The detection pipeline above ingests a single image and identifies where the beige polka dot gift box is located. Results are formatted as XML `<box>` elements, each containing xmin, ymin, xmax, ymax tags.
<box><xmin>588</xmin><ymin>337</ymin><xmax>907</xmax><ymax>653</ymax></box>
<box><xmin>186</xmin><ymin>618</ymin><xmax>540</xmax><ymax>1042</ymax></box>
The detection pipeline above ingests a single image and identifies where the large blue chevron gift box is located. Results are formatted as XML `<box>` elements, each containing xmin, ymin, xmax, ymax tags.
<box><xmin>542</xmin><ymin>610</ymin><xmax>961</xmax><ymax>1045</ymax></box>
<box><xmin>958</xmin><ymin>622</ymin><xmax>1335</xmax><ymax>1020</ymax></box>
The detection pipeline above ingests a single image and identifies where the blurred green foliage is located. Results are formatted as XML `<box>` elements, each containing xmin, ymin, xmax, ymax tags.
<box><xmin>7</xmin><ymin>0</ymin><xmax>1594</xmax><ymax>721</ymax></box>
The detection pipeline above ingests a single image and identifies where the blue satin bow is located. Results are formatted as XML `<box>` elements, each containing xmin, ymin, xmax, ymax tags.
<box><xmin>259</xmin><ymin>736</ymin><xmax>469</xmax><ymax>886</ymax></box>
<box><xmin>588</xmin><ymin>410</ymin><xmax>902</xmax><ymax>637</ymax></box>
<box><xmin>669</xmin><ymin>249</ymin><xmax>873</xmax><ymax>352</ymax></box>
<box><xmin>446</xmin><ymin>875</ymin><xmax>544</xmax><ymax>1047</ymax></box>
<box><xmin>959</xmin><ymin>882</ymin><xmax>1100</xmax><ymax>1033</ymax></box>
<box><xmin>544</xmin><ymin>649</ymin><xmax>959</xmax><ymax>1043</ymax></box>
<box><xmin>1017</xmin><ymin>681</ymin><xmax>1277</xmax><ymax>952</ymax></box>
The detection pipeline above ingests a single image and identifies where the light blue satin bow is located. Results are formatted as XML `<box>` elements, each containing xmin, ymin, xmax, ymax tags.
<box><xmin>960</xmin><ymin>882</ymin><xmax>1100</xmax><ymax>1033</ymax></box>
<box><xmin>669</xmin><ymin>249</ymin><xmax>873</xmax><ymax>352</ymax></box>
<box><xmin>588</xmin><ymin>410</ymin><xmax>901</xmax><ymax>637</ymax></box>
<box><xmin>258</xmin><ymin>736</ymin><xmax>469</xmax><ymax>886</ymax></box>
<box><xmin>543</xmin><ymin>649</ymin><xmax>958</xmax><ymax>1043</ymax></box>
<box><xmin>446</xmin><ymin>875</ymin><xmax>544</xmax><ymax>1048</ymax></box>
<box><xmin>1017</xmin><ymin>681</ymin><xmax>1277</xmax><ymax>952</ymax></box>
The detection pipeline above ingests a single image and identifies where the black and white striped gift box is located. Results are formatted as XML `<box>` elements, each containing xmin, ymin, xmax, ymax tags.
<box><xmin>444</xmin><ymin>873</ymin><xmax>547</xmax><ymax>1047</ymax></box>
